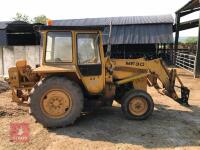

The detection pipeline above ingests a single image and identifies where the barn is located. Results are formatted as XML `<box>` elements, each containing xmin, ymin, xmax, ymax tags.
<box><xmin>0</xmin><ymin>21</ymin><xmax>41</xmax><ymax>76</ymax></box>
<box><xmin>52</xmin><ymin>15</ymin><xmax>174</xmax><ymax>59</ymax></box>
<box><xmin>0</xmin><ymin>14</ymin><xmax>174</xmax><ymax>76</ymax></box>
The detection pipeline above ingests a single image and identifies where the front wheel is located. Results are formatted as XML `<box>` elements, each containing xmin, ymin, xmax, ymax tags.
<box><xmin>121</xmin><ymin>90</ymin><xmax>154</xmax><ymax>120</ymax></box>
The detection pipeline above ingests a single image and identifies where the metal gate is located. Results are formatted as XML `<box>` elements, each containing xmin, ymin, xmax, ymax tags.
<box><xmin>175</xmin><ymin>51</ymin><xmax>196</xmax><ymax>74</ymax></box>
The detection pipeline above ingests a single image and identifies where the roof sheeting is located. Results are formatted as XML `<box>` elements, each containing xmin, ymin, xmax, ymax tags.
<box><xmin>53</xmin><ymin>15</ymin><xmax>174</xmax><ymax>26</ymax></box>
<box><xmin>103</xmin><ymin>24</ymin><xmax>173</xmax><ymax>44</ymax></box>
<box><xmin>0</xmin><ymin>15</ymin><xmax>174</xmax><ymax>45</ymax></box>
<box><xmin>53</xmin><ymin>15</ymin><xmax>174</xmax><ymax>44</ymax></box>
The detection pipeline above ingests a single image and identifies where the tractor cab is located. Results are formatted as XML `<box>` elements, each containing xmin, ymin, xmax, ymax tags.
<box><xmin>34</xmin><ymin>26</ymin><xmax>106</xmax><ymax>94</ymax></box>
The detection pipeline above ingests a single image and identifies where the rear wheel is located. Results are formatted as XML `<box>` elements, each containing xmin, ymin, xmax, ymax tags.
<box><xmin>121</xmin><ymin>90</ymin><xmax>154</xmax><ymax>120</ymax></box>
<box><xmin>29</xmin><ymin>76</ymin><xmax>84</xmax><ymax>128</ymax></box>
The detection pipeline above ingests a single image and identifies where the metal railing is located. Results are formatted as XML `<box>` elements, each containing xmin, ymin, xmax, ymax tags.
<box><xmin>175</xmin><ymin>52</ymin><xmax>196</xmax><ymax>73</ymax></box>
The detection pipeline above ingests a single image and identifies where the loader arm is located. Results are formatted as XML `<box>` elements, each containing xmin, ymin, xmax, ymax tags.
<box><xmin>111</xmin><ymin>58</ymin><xmax>190</xmax><ymax>106</ymax></box>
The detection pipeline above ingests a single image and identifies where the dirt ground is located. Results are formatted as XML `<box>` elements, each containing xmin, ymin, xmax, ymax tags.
<box><xmin>0</xmin><ymin>68</ymin><xmax>200</xmax><ymax>150</ymax></box>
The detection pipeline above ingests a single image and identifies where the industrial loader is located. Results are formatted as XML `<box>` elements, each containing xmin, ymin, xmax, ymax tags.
<box><xmin>7</xmin><ymin>25</ymin><xmax>190</xmax><ymax>128</ymax></box>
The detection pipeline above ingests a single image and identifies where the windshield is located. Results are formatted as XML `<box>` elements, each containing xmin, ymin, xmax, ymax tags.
<box><xmin>77</xmin><ymin>33</ymin><xmax>100</xmax><ymax>65</ymax></box>
<box><xmin>45</xmin><ymin>32</ymin><xmax>72</xmax><ymax>63</ymax></box>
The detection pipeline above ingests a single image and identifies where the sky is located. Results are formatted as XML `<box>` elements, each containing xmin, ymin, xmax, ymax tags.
<box><xmin>0</xmin><ymin>0</ymin><xmax>199</xmax><ymax>36</ymax></box>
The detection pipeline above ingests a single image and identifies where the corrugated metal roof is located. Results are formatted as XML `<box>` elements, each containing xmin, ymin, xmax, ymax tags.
<box><xmin>0</xmin><ymin>15</ymin><xmax>174</xmax><ymax>45</ymax></box>
<box><xmin>103</xmin><ymin>24</ymin><xmax>173</xmax><ymax>44</ymax></box>
<box><xmin>52</xmin><ymin>15</ymin><xmax>173</xmax><ymax>44</ymax></box>
<box><xmin>53</xmin><ymin>15</ymin><xmax>174</xmax><ymax>26</ymax></box>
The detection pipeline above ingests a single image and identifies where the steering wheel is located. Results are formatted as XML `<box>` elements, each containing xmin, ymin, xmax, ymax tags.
<box><xmin>82</xmin><ymin>57</ymin><xmax>97</xmax><ymax>64</ymax></box>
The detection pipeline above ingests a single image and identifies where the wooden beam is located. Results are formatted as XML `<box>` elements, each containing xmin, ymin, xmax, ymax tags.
<box><xmin>180</xmin><ymin>7</ymin><xmax>200</xmax><ymax>17</ymax></box>
<box><xmin>174</xmin><ymin>14</ymin><xmax>180</xmax><ymax>64</ymax></box>
<box><xmin>194</xmin><ymin>13</ymin><xmax>200</xmax><ymax>78</ymax></box>
<box><xmin>176</xmin><ymin>0</ymin><xmax>199</xmax><ymax>14</ymax></box>
<box><xmin>173</xmin><ymin>19</ymin><xmax>199</xmax><ymax>32</ymax></box>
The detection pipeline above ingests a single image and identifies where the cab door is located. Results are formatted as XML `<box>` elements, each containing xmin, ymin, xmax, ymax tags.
<box><xmin>76</xmin><ymin>32</ymin><xmax>105</xmax><ymax>94</ymax></box>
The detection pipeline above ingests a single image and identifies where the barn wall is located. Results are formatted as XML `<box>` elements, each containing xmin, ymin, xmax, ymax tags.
<box><xmin>3</xmin><ymin>46</ymin><xmax>14</xmax><ymax>77</ymax></box>
<box><xmin>2</xmin><ymin>46</ymin><xmax>40</xmax><ymax>77</ymax></box>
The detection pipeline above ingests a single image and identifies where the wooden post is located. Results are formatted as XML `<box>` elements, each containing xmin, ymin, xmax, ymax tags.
<box><xmin>0</xmin><ymin>47</ymin><xmax>3</xmax><ymax>76</ymax></box>
<box><xmin>174</xmin><ymin>13</ymin><xmax>180</xmax><ymax>64</ymax></box>
<box><xmin>2</xmin><ymin>47</ymin><xmax>4</xmax><ymax>76</ymax></box>
<box><xmin>170</xmin><ymin>43</ymin><xmax>173</xmax><ymax>64</ymax></box>
<box><xmin>194</xmin><ymin>12</ymin><xmax>200</xmax><ymax>78</ymax></box>
<box><xmin>164</xmin><ymin>43</ymin><xmax>166</xmax><ymax>54</ymax></box>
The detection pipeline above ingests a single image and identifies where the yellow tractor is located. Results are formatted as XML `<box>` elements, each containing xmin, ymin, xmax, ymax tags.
<box><xmin>7</xmin><ymin>25</ymin><xmax>190</xmax><ymax>128</ymax></box>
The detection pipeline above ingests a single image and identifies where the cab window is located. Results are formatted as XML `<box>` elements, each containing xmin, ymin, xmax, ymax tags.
<box><xmin>77</xmin><ymin>33</ymin><xmax>100</xmax><ymax>65</ymax></box>
<box><xmin>45</xmin><ymin>32</ymin><xmax>72</xmax><ymax>63</ymax></box>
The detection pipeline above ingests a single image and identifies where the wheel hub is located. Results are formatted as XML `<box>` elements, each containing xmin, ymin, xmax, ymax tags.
<box><xmin>41</xmin><ymin>90</ymin><xmax>72</xmax><ymax>118</ymax></box>
<box><xmin>129</xmin><ymin>97</ymin><xmax>148</xmax><ymax>116</ymax></box>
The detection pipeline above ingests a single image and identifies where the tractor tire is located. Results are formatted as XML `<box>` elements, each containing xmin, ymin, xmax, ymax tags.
<box><xmin>121</xmin><ymin>90</ymin><xmax>154</xmax><ymax>120</ymax></box>
<box><xmin>29</xmin><ymin>76</ymin><xmax>84</xmax><ymax>128</ymax></box>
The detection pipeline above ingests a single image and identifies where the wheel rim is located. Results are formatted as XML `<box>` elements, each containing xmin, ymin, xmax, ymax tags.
<box><xmin>128</xmin><ymin>97</ymin><xmax>148</xmax><ymax>116</ymax></box>
<box><xmin>40</xmin><ymin>89</ymin><xmax>72</xmax><ymax>118</ymax></box>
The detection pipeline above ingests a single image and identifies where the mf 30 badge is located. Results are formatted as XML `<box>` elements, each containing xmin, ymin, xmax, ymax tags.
<box><xmin>126</xmin><ymin>61</ymin><xmax>145</xmax><ymax>66</ymax></box>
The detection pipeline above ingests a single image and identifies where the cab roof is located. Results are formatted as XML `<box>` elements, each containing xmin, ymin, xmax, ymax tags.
<box><xmin>36</xmin><ymin>25</ymin><xmax>104</xmax><ymax>31</ymax></box>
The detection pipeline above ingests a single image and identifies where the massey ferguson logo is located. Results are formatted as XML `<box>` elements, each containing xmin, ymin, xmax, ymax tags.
<box><xmin>126</xmin><ymin>61</ymin><xmax>145</xmax><ymax>66</ymax></box>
